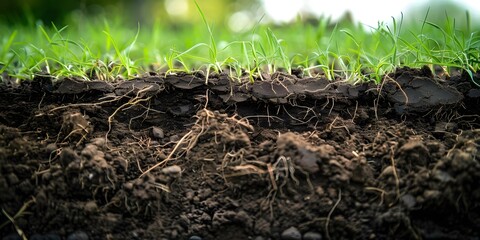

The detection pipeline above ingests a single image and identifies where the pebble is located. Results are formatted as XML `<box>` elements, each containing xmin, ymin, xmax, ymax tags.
<box><xmin>84</xmin><ymin>201</ymin><xmax>98</xmax><ymax>213</ymax></box>
<box><xmin>315</xmin><ymin>186</ymin><xmax>325</xmax><ymax>196</ymax></box>
<box><xmin>281</xmin><ymin>226</ymin><xmax>302</xmax><ymax>240</ymax></box>
<box><xmin>161</xmin><ymin>165</ymin><xmax>182</xmax><ymax>177</ymax></box>
<box><xmin>169</xmin><ymin>135</ymin><xmax>180</xmax><ymax>142</ymax></box>
<box><xmin>45</xmin><ymin>143</ymin><xmax>58</xmax><ymax>154</ymax></box>
<box><xmin>189</xmin><ymin>236</ymin><xmax>202</xmax><ymax>240</ymax></box>
<box><xmin>152</xmin><ymin>127</ymin><xmax>164</xmax><ymax>139</ymax></box>
<box><xmin>303</xmin><ymin>231</ymin><xmax>323</xmax><ymax>240</ymax></box>
<box><xmin>400</xmin><ymin>194</ymin><xmax>416</xmax><ymax>210</ymax></box>
<box><xmin>433</xmin><ymin>170</ymin><xmax>453</xmax><ymax>182</ymax></box>
<box><xmin>67</xmin><ymin>231</ymin><xmax>89</xmax><ymax>240</ymax></box>
<box><xmin>423</xmin><ymin>190</ymin><xmax>441</xmax><ymax>200</ymax></box>
<box><xmin>124</xmin><ymin>182</ymin><xmax>134</xmax><ymax>190</ymax></box>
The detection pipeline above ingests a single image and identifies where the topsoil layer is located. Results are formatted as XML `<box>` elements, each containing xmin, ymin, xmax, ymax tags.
<box><xmin>0</xmin><ymin>67</ymin><xmax>479</xmax><ymax>240</ymax></box>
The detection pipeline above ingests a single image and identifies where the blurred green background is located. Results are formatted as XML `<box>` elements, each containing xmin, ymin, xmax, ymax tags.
<box><xmin>0</xmin><ymin>0</ymin><xmax>259</xmax><ymax>26</ymax></box>
<box><xmin>1</xmin><ymin>0</ymin><xmax>478</xmax><ymax>29</ymax></box>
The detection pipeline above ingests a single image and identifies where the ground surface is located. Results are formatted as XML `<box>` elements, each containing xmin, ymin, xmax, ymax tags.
<box><xmin>0</xmin><ymin>67</ymin><xmax>479</xmax><ymax>240</ymax></box>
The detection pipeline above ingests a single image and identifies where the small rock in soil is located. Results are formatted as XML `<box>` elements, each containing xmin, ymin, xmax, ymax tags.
<box><xmin>66</xmin><ymin>231</ymin><xmax>89</xmax><ymax>240</ymax></box>
<box><xmin>400</xmin><ymin>194</ymin><xmax>416</xmax><ymax>210</ymax></box>
<box><xmin>169</xmin><ymin>135</ymin><xmax>180</xmax><ymax>142</ymax></box>
<box><xmin>84</xmin><ymin>201</ymin><xmax>98</xmax><ymax>213</ymax></box>
<box><xmin>281</xmin><ymin>226</ymin><xmax>302</xmax><ymax>240</ymax></box>
<box><xmin>151</xmin><ymin>127</ymin><xmax>164</xmax><ymax>139</ymax></box>
<box><xmin>45</xmin><ymin>143</ymin><xmax>58</xmax><ymax>154</ymax></box>
<box><xmin>423</xmin><ymin>190</ymin><xmax>441</xmax><ymax>200</ymax></box>
<box><xmin>188</xmin><ymin>236</ymin><xmax>202</xmax><ymax>240</ymax></box>
<box><xmin>303</xmin><ymin>232</ymin><xmax>323</xmax><ymax>240</ymax></box>
<box><xmin>315</xmin><ymin>186</ymin><xmax>325</xmax><ymax>196</ymax></box>
<box><xmin>433</xmin><ymin>170</ymin><xmax>454</xmax><ymax>182</ymax></box>
<box><xmin>161</xmin><ymin>165</ymin><xmax>182</xmax><ymax>177</ymax></box>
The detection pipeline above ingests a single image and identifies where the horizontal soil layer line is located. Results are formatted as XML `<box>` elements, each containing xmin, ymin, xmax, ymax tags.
<box><xmin>10</xmin><ymin>67</ymin><xmax>478</xmax><ymax>117</ymax></box>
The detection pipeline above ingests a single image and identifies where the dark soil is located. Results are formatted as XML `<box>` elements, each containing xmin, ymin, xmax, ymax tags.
<box><xmin>1</xmin><ymin>67</ymin><xmax>479</xmax><ymax>240</ymax></box>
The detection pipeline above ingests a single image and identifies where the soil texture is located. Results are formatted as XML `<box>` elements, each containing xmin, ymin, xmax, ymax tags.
<box><xmin>1</xmin><ymin>67</ymin><xmax>479</xmax><ymax>240</ymax></box>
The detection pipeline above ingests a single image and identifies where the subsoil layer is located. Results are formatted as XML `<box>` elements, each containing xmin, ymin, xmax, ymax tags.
<box><xmin>1</xmin><ymin>67</ymin><xmax>479</xmax><ymax>240</ymax></box>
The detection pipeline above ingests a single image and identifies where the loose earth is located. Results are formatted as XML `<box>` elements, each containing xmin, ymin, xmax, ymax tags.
<box><xmin>0</xmin><ymin>67</ymin><xmax>479</xmax><ymax>240</ymax></box>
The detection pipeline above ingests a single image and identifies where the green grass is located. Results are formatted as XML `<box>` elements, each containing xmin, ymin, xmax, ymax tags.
<box><xmin>0</xmin><ymin>7</ymin><xmax>479</xmax><ymax>86</ymax></box>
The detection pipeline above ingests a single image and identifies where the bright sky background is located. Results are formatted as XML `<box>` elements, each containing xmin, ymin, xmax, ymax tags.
<box><xmin>262</xmin><ymin>0</ymin><xmax>480</xmax><ymax>26</ymax></box>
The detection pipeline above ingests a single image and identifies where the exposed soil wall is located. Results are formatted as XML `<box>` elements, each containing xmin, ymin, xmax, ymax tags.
<box><xmin>1</xmin><ymin>67</ymin><xmax>479</xmax><ymax>239</ymax></box>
